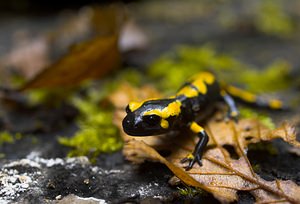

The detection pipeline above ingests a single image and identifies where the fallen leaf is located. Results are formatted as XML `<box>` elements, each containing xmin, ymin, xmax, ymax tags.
<box><xmin>125</xmin><ymin>119</ymin><xmax>300</xmax><ymax>203</ymax></box>
<box><xmin>0</xmin><ymin>7</ymin><xmax>96</xmax><ymax>84</ymax></box>
<box><xmin>0</xmin><ymin>4</ymin><xmax>125</xmax><ymax>90</ymax></box>
<box><xmin>109</xmin><ymin>83</ymin><xmax>300</xmax><ymax>203</ymax></box>
<box><xmin>0</xmin><ymin>4</ymin><xmax>147</xmax><ymax>90</ymax></box>
<box><xmin>20</xmin><ymin>35</ymin><xmax>120</xmax><ymax>90</ymax></box>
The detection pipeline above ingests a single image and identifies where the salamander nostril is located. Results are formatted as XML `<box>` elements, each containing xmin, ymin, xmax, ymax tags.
<box><xmin>122</xmin><ymin>118</ymin><xmax>129</xmax><ymax>127</ymax></box>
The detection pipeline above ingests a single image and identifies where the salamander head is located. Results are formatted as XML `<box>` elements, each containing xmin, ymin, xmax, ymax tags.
<box><xmin>122</xmin><ymin>99</ymin><xmax>181</xmax><ymax>136</ymax></box>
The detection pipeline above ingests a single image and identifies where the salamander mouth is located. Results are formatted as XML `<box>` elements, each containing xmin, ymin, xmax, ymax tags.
<box><xmin>122</xmin><ymin>116</ymin><xmax>147</xmax><ymax>136</ymax></box>
<box><xmin>122</xmin><ymin>115</ymin><xmax>165</xmax><ymax>136</ymax></box>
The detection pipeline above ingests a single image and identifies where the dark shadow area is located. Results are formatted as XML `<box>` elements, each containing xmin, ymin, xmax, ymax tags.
<box><xmin>248</xmin><ymin>139</ymin><xmax>300</xmax><ymax>185</ymax></box>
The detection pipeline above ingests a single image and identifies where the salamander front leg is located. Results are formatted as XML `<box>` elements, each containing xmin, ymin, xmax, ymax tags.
<box><xmin>181</xmin><ymin>122</ymin><xmax>209</xmax><ymax>170</ymax></box>
<box><xmin>221</xmin><ymin>91</ymin><xmax>239</xmax><ymax>122</ymax></box>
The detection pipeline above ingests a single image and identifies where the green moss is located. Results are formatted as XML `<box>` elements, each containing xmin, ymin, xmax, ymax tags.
<box><xmin>57</xmin><ymin>70</ymin><xmax>144</xmax><ymax>161</ymax></box>
<box><xmin>238</xmin><ymin>60</ymin><xmax>291</xmax><ymax>93</ymax></box>
<box><xmin>27</xmin><ymin>88</ymin><xmax>75</xmax><ymax>106</ymax></box>
<box><xmin>239</xmin><ymin>108</ymin><xmax>275</xmax><ymax>129</ymax></box>
<box><xmin>0</xmin><ymin>153</ymin><xmax>5</xmax><ymax>159</ymax></box>
<box><xmin>218</xmin><ymin>0</ymin><xmax>295</xmax><ymax>38</ymax></box>
<box><xmin>0</xmin><ymin>131</ymin><xmax>15</xmax><ymax>145</ymax></box>
<box><xmin>252</xmin><ymin>164</ymin><xmax>261</xmax><ymax>172</ymax></box>
<box><xmin>149</xmin><ymin>45</ymin><xmax>236</xmax><ymax>92</ymax></box>
<box><xmin>58</xmin><ymin>95</ymin><xmax>123</xmax><ymax>161</ymax></box>
<box><xmin>0</xmin><ymin>131</ymin><xmax>23</xmax><ymax>157</ymax></box>
<box><xmin>177</xmin><ymin>186</ymin><xmax>204</xmax><ymax>197</ymax></box>
<box><xmin>148</xmin><ymin>45</ymin><xmax>291</xmax><ymax>94</ymax></box>
<box><xmin>11</xmin><ymin>74</ymin><xmax>27</xmax><ymax>87</ymax></box>
<box><xmin>255</xmin><ymin>0</ymin><xmax>294</xmax><ymax>37</ymax></box>
<box><xmin>58</xmin><ymin>121</ymin><xmax>122</xmax><ymax>160</ymax></box>
<box><xmin>115</xmin><ymin>69</ymin><xmax>144</xmax><ymax>86</ymax></box>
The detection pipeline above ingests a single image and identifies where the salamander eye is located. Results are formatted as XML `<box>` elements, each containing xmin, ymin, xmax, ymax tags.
<box><xmin>143</xmin><ymin>115</ymin><xmax>161</xmax><ymax>126</ymax></box>
<box><xmin>125</xmin><ymin>105</ymin><xmax>130</xmax><ymax>113</ymax></box>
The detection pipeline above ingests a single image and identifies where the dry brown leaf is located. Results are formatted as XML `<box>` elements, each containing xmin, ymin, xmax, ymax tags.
<box><xmin>109</xmin><ymin>83</ymin><xmax>300</xmax><ymax>203</ymax></box>
<box><xmin>8</xmin><ymin>4</ymin><xmax>125</xmax><ymax>90</ymax></box>
<box><xmin>0</xmin><ymin>4</ymin><xmax>147</xmax><ymax>90</ymax></box>
<box><xmin>20</xmin><ymin>35</ymin><xmax>120</xmax><ymax>90</ymax></box>
<box><xmin>125</xmin><ymin>120</ymin><xmax>300</xmax><ymax>203</ymax></box>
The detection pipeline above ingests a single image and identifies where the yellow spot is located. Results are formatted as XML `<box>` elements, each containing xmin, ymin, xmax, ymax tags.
<box><xmin>193</xmin><ymin>79</ymin><xmax>207</xmax><ymax>94</ymax></box>
<box><xmin>144</xmin><ymin>100</ymin><xmax>182</xmax><ymax>119</ymax></box>
<box><xmin>190</xmin><ymin>122</ymin><xmax>204</xmax><ymax>133</ymax></box>
<box><xmin>128</xmin><ymin>98</ymin><xmax>159</xmax><ymax>112</ymax></box>
<box><xmin>226</xmin><ymin>85</ymin><xmax>256</xmax><ymax>102</ymax></box>
<box><xmin>177</xmin><ymin>86</ymin><xmax>198</xmax><ymax>98</ymax></box>
<box><xmin>220</xmin><ymin>90</ymin><xmax>227</xmax><ymax>96</ymax></box>
<box><xmin>160</xmin><ymin>119</ymin><xmax>169</xmax><ymax>129</ymax></box>
<box><xmin>269</xmin><ymin>99</ymin><xmax>282</xmax><ymax>109</ymax></box>
<box><xmin>186</xmin><ymin>153</ymin><xmax>194</xmax><ymax>160</ymax></box>
<box><xmin>176</xmin><ymin>72</ymin><xmax>215</xmax><ymax>98</ymax></box>
<box><xmin>231</xmin><ymin>111</ymin><xmax>238</xmax><ymax>117</ymax></box>
<box><xmin>167</xmin><ymin>100</ymin><xmax>182</xmax><ymax>116</ymax></box>
<box><xmin>128</xmin><ymin>101</ymin><xmax>143</xmax><ymax>112</ymax></box>
<box><xmin>191</xmin><ymin>72</ymin><xmax>215</xmax><ymax>85</ymax></box>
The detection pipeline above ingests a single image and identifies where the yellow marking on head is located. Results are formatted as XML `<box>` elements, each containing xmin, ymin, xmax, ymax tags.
<box><xmin>269</xmin><ymin>99</ymin><xmax>282</xmax><ymax>109</ymax></box>
<box><xmin>128</xmin><ymin>101</ymin><xmax>143</xmax><ymax>112</ymax></box>
<box><xmin>226</xmin><ymin>85</ymin><xmax>256</xmax><ymax>102</ymax></box>
<box><xmin>144</xmin><ymin>100</ymin><xmax>182</xmax><ymax>119</ymax></box>
<box><xmin>190</xmin><ymin>122</ymin><xmax>204</xmax><ymax>133</ymax></box>
<box><xmin>160</xmin><ymin>119</ymin><xmax>169</xmax><ymax>129</ymax></box>
<box><xmin>128</xmin><ymin>98</ymin><xmax>158</xmax><ymax>112</ymax></box>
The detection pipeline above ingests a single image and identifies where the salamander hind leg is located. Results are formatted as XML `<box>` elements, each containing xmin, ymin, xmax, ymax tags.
<box><xmin>221</xmin><ymin>90</ymin><xmax>239</xmax><ymax>123</ymax></box>
<box><xmin>181</xmin><ymin>122</ymin><xmax>209</xmax><ymax>171</ymax></box>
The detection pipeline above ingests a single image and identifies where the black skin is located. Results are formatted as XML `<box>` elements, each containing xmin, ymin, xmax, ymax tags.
<box><xmin>122</xmin><ymin>80</ymin><xmax>238</xmax><ymax>170</ymax></box>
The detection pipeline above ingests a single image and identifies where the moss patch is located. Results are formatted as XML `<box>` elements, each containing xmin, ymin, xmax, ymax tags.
<box><xmin>255</xmin><ymin>0</ymin><xmax>295</xmax><ymax>37</ymax></box>
<box><xmin>58</xmin><ymin>93</ymin><xmax>122</xmax><ymax>161</ymax></box>
<box><xmin>58</xmin><ymin>70</ymin><xmax>143</xmax><ymax>161</ymax></box>
<box><xmin>177</xmin><ymin>186</ymin><xmax>202</xmax><ymax>197</ymax></box>
<box><xmin>0</xmin><ymin>131</ymin><xmax>15</xmax><ymax>145</ymax></box>
<box><xmin>0</xmin><ymin>131</ymin><xmax>23</xmax><ymax>157</ymax></box>
<box><xmin>148</xmin><ymin>45</ymin><xmax>292</xmax><ymax>94</ymax></box>
<box><xmin>239</xmin><ymin>108</ymin><xmax>275</xmax><ymax>129</ymax></box>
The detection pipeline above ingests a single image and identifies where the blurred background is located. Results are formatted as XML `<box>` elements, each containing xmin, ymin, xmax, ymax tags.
<box><xmin>1</xmin><ymin>0</ymin><xmax>300</xmax><ymax>84</ymax></box>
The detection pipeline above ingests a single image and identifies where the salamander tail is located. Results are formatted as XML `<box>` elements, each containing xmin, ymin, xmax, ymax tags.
<box><xmin>222</xmin><ymin>84</ymin><xmax>287</xmax><ymax>110</ymax></box>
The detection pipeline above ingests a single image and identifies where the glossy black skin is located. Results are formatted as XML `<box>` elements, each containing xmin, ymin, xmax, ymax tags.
<box><xmin>122</xmin><ymin>79</ymin><xmax>230</xmax><ymax>170</ymax></box>
<box><xmin>179</xmin><ymin>81</ymin><xmax>221</xmax><ymax>120</ymax></box>
<box><xmin>122</xmin><ymin>80</ymin><xmax>222</xmax><ymax>136</ymax></box>
<box><xmin>122</xmin><ymin>70</ymin><xmax>285</xmax><ymax>170</ymax></box>
<box><xmin>122</xmin><ymin>99</ymin><xmax>179</xmax><ymax>136</ymax></box>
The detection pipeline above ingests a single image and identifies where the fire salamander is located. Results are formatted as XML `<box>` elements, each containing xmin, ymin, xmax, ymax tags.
<box><xmin>122</xmin><ymin>72</ymin><xmax>284</xmax><ymax>170</ymax></box>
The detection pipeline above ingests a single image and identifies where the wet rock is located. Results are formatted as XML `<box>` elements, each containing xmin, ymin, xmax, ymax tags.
<box><xmin>0</xmin><ymin>155</ymin><xmax>177</xmax><ymax>203</ymax></box>
<box><xmin>56</xmin><ymin>194</ymin><xmax>107</xmax><ymax>204</ymax></box>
